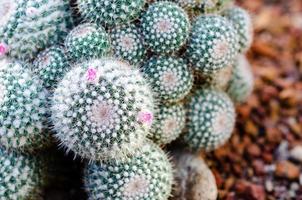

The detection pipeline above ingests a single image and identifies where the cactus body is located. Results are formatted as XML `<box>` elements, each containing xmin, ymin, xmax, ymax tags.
<box><xmin>65</xmin><ymin>23</ymin><xmax>111</xmax><ymax>62</ymax></box>
<box><xmin>0</xmin><ymin>148</ymin><xmax>47</xmax><ymax>200</ymax></box>
<box><xmin>0</xmin><ymin>0</ymin><xmax>73</xmax><ymax>61</ymax></box>
<box><xmin>223</xmin><ymin>6</ymin><xmax>253</xmax><ymax>53</ymax></box>
<box><xmin>51</xmin><ymin>58</ymin><xmax>154</xmax><ymax>161</ymax></box>
<box><xmin>183</xmin><ymin>88</ymin><xmax>235</xmax><ymax>151</ymax></box>
<box><xmin>84</xmin><ymin>142</ymin><xmax>173</xmax><ymax>200</ymax></box>
<box><xmin>0</xmin><ymin>58</ymin><xmax>50</xmax><ymax>152</ymax></box>
<box><xmin>141</xmin><ymin>2</ymin><xmax>190</xmax><ymax>54</ymax></box>
<box><xmin>227</xmin><ymin>55</ymin><xmax>254</xmax><ymax>103</ymax></box>
<box><xmin>77</xmin><ymin>0</ymin><xmax>146</xmax><ymax>26</ymax></box>
<box><xmin>111</xmin><ymin>24</ymin><xmax>146</xmax><ymax>65</ymax></box>
<box><xmin>175</xmin><ymin>0</ymin><xmax>233</xmax><ymax>13</ymax></box>
<box><xmin>33</xmin><ymin>46</ymin><xmax>70</xmax><ymax>89</ymax></box>
<box><xmin>186</xmin><ymin>15</ymin><xmax>239</xmax><ymax>74</ymax></box>
<box><xmin>149</xmin><ymin>103</ymin><xmax>186</xmax><ymax>145</ymax></box>
<box><xmin>143</xmin><ymin>56</ymin><xmax>193</xmax><ymax>102</ymax></box>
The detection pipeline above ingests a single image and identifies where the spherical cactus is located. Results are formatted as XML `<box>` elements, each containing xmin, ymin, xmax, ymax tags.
<box><xmin>222</xmin><ymin>6</ymin><xmax>253</xmax><ymax>53</ymax></box>
<box><xmin>77</xmin><ymin>0</ymin><xmax>146</xmax><ymax>27</ymax></box>
<box><xmin>175</xmin><ymin>0</ymin><xmax>233</xmax><ymax>13</ymax></box>
<box><xmin>149</xmin><ymin>103</ymin><xmax>186</xmax><ymax>145</ymax></box>
<box><xmin>0</xmin><ymin>58</ymin><xmax>51</xmax><ymax>152</ymax></box>
<box><xmin>141</xmin><ymin>2</ymin><xmax>190</xmax><ymax>54</ymax></box>
<box><xmin>65</xmin><ymin>23</ymin><xmax>111</xmax><ymax>62</ymax></box>
<box><xmin>0</xmin><ymin>0</ymin><xmax>73</xmax><ymax>61</ymax></box>
<box><xmin>0</xmin><ymin>148</ymin><xmax>48</xmax><ymax>200</ymax></box>
<box><xmin>186</xmin><ymin>15</ymin><xmax>239</xmax><ymax>74</ymax></box>
<box><xmin>51</xmin><ymin>58</ymin><xmax>155</xmax><ymax>161</ymax></box>
<box><xmin>143</xmin><ymin>56</ymin><xmax>193</xmax><ymax>102</ymax></box>
<box><xmin>84</xmin><ymin>142</ymin><xmax>173</xmax><ymax>200</ymax></box>
<box><xmin>227</xmin><ymin>55</ymin><xmax>254</xmax><ymax>103</ymax></box>
<box><xmin>33</xmin><ymin>46</ymin><xmax>70</xmax><ymax>89</ymax></box>
<box><xmin>183</xmin><ymin>88</ymin><xmax>235</xmax><ymax>151</ymax></box>
<box><xmin>110</xmin><ymin>24</ymin><xmax>146</xmax><ymax>65</ymax></box>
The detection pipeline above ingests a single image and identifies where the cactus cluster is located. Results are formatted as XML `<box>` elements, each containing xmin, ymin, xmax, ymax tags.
<box><xmin>0</xmin><ymin>0</ymin><xmax>255</xmax><ymax>199</ymax></box>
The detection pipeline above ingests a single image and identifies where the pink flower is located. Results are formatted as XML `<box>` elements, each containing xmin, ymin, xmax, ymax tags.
<box><xmin>86</xmin><ymin>68</ymin><xmax>98</xmax><ymax>82</ymax></box>
<box><xmin>0</xmin><ymin>43</ymin><xmax>8</xmax><ymax>57</ymax></box>
<box><xmin>138</xmin><ymin>111</ymin><xmax>154</xmax><ymax>126</ymax></box>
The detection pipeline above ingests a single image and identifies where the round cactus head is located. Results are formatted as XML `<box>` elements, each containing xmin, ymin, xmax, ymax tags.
<box><xmin>143</xmin><ymin>56</ymin><xmax>193</xmax><ymax>102</ymax></box>
<box><xmin>77</xmin><ymin>0</ymin><xmax>146</xmax><ymax>26</ymax></box>
<box><xmin>149</xmin><ymin>103</ymin><xmax>186</xmax><ymax>145</ymax></box>
<box><xmin>0</xmin><ymin>148</ymin><xmax>48</xmax><ymax>200</ymax></box>
<box><xmin>141</xmin><ymin>1</ymin><xmax>190</xmax><ymax>54</ymax></box>
<box><xmin>0</xmin><ymin>0</ymin><xmax>73</xmax><ymax>61</ymax></box>
<box><xmin>227</xmin><ymin>55</ymin><xmax>254</xmax><ymax>103</ymax></box>
<box><xmin>51</xmin><ymin>58</ymin><xmax>155</xmax><ymax>161</ymax></box>
<box><xmin>111</xmin><ymin>24</ymin><xmax>146</xmax><ymax>65</ymax></box>
<box><xmin>0</xmin><ymin>58</ymin><xmax>51</xmax><ymax>152</ymax></box>
<box><xmin>183</xmin><ymin>88</ymin><xmax>236</xmax><ymax>151</ymax></box>
<box><xmin>84</xmin><ymin>142</ymin><xmax>173</xmax><ymax>200</ymax></box>
<box><xmin>33</xmin><ymin>46</ymin><xmax>70</xmax><ymax>89</ymax></box>
<box><xmin>65</xmin><ymin>23</ymin><xmax>111</xmax><ymax>62</ymax></box>
<box><xmin>186</xmin><ymin>15</ymin><xmax>239</xmax><ymax>74</ymax></box>
<box><xmin>223</xmin><ymin>6</ymin><xmax>253</xmax><ymax>53</ymax></box>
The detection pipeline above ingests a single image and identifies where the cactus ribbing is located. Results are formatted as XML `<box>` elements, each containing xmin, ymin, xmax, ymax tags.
<box><xmin>149</xmin><ymin>103</ymin><xmax>186</xmax><ymax>145</ymax></box>
<box><xmin>227</xmin><ymin>55</ymin><xmax>254</xmax><ymax>103</ymax></box>
<box><xmin>0</xmin><ymin>148</ymin><xmax>47</xmax><ymax>200</ymax></box>
<box><xmin>0</xmin><ymin>58</ymin><xmax>51</xmax><ymax>152</ymax></box>
<box><xmin>141</xmin><ymin>2</ymin><xmax>190</xmax><ymax>54</ymax></box>
<box><xmin>143</xmin><ymin>56</ymin><xmax>193</xmax><ymax>102</ymax></box>
<box><xmin>111</xmin><ymin>24</ymin><xmax>146</xmax><ymax>65</ymax></box>
<box><xmin>84</xmin><ymin>142</ymin><xmax>173</xmax><ymax>200</ymax></box>
<box><xmin>0</xmin><ymin>0</ymin><xmax>73</xmax><ymax>61</ymax></box>
<box><xmin>65</xmin><ymin>23</ymin><xmax>111</xmax><ymax>62</ymax></box>
<box><xmin>51</xmin><ymin>58</ymin><xmax>154</xmax><ymax>161</ymax></box>
<box><xmin>186</xmin><ymin>15</ymin><xmax>239</xmax><ymax>74</ymax></box>
<box><xmin>183</xmin><ymin>88</ymin><xmax>235</xmax><ymax>151</ymax></box>
<box><xmin>33</xmin><ymin>46</ymin><xmax>70</xmax><ymax>89</ymax></box>
<box><xmin>77</xmin><ymin>0</ymin><xmax>146</xmax><ymax>27</ymax></box>
<box><xmin>223</xmin><ymin>6</ymin><xmax>253</xmax><ymax>53</ymax></box>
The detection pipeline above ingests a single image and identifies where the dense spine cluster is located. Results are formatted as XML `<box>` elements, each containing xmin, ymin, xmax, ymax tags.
<box><xmin>84</xmin><ymin>142</ymin><xmax>173</xmax><ymax>200</ymax></box>
<box><xmin>0</xmin><ymin>0</ymin><xmax>73</xmax><ymax>61</ymax></box>
<box><xmin>0</xmin><ymin>58</ymin><xmax>51</xmax><ymax>152</ymax></box>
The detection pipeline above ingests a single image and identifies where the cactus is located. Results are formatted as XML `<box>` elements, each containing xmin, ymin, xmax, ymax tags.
<box><xmin>33</xmin><ymin>46</ymin><xmax>70</xmax><ymax>89</ymax></box>
<box><xmin>0</xmin><ymin>148</ymin><xmax>48</xmax><ymax>200</ymax></box>
<box><xmin>0</xmin><ymin>0</ymin><xmax>73</xmax><ymax>61</ymax></box>
<box><xmin>183</xmin><ymin>88</ymin><xmax>235</xmax><ymax>151</ymax></box>
<box><xmin>110</xmin><ymin>24</ymin><xmax>146</xmax><ymax>65</ymax></box>
<box><xmin>65</xmin><ymin>23</ymin><xmax>111</xmax><ymax>62</ymax></box>
<box><xmin>186</xmin><ymin>15</ymin><xmax>239</xmax><ymax>74</ymax></box>
<box><xmin>0</xmin><ymin>58</ymin><xmax>51</xmax><ymax>152</ymax></box>
<box><xmin>227</xmin><ymin>55</ymin><xmax>254</xmax><ymax>103</ymax></box>
<box><xmin>77</xmin><ymin>0</ymin><xmax>146</xmax><ymax>27</ymax></box>
<box><xmin>175</xmin><ymin>0</ymin><xmax>233</xmax><ymax>13</ymax></box>
<box><xmin>149</xmin><ymin>103</ymin><xmax>186</xmax><ymax>145</ymax></box>
<box><xmin>141</xmin><ymin>2</ymin><xmax>190</xmax><ymax>54</ymax></box>
<box><xmin>84</xmin><ymin>142</ymin><xmax>173</xmax><ymax>200</ymax></box>
<box><xmin>223</xmin><ymin>6</ymin><xmax>253</xmax><ymax>53</ymax></box>
<box><xmin>142</xmin><ymin>56</ymin><xmax>193</xmax><ymax>102</ymax></box>
<box><xmin>51</xmin><ymin>58</ymin><xmax>155</xmax><ymax>161</ymax></box>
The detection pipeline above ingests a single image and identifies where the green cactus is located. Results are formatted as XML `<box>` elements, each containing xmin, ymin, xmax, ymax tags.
<box><xmin>175</xmin><ymin>0</ymin><xmax>234</xmax><ymax>13</ymax></box>
<box><xmin>65</xmin><ymin>23</ymin><xmax>111</xmax><ymax>62</ymax></box>
<box><xmin>222</xmin><ymin>6</ymin><xmax>253</xmax><ymax>53</ymax></box>
<box><xmin>141</xmin><ymin>1</ymin><xmax>190</xmax><ymax>54</ymax></box>
<box><xmin>183</xmin><ymin>88</ymin><xmax>235</xmax><ymax>151</ymax></box>
<box><xmin>110</xmin><ymin>24</ymin><xmax>146</xmax><ymax>65</ymax></box>
<box><xmin>0</xmin><ymin>0</ymin><xmax>73</xmax><ymax>61</ymax></box>
<box><xmin>77</xmin><ymin>0</ymin><xmax>146</xmax><ymax>27</ymax></box>
<box><xmin>149</xmin><ymin>103</ymin><xmax>186</xmax><ymax>145</ymax></box>
<box><xmin>0</xmin><ymin>148</ymin><xmax>48</xmax><ymax>200</ymax></box>
<box><xmin>51</xmin><ymin>58</ymin><xmax>154</xmax><ymax>161</ymax></box>
<box><xmin>0</xmin><ymin>58</ymin><xmax>51</xmax><ymax>152</ymax></box>
<box><xmin>186</xmin><ymin>15</ymin><xmax>239</xmax><ymax>74</ymax></box>
<box><xmin>142</xmin><ymin>56</ymin><xmax>193</xmax><ymax>102</ymax></box>
<box><xmin>227</xmin><ymin>55</ymin><xmax>254</xmax><ymax>103</ymax></box>
<box><xmin>84</xmin><ymin>142</ymin><xmax>173</xmax><ymax>200</ymax></box>
<box><xmin>33</xmin><ymin>46</ymin><xmax>70</xmax><ymax>89</ymax></box>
